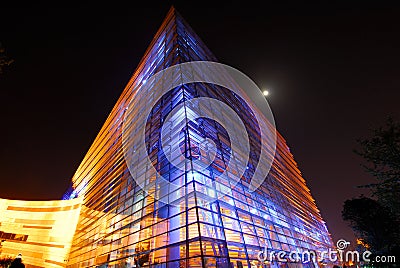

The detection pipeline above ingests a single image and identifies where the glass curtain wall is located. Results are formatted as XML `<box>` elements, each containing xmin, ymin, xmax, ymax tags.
<box><xmin>66</xmin><ymin>7</ymin><xmax>333</xmax><ymax>268</ymax></box>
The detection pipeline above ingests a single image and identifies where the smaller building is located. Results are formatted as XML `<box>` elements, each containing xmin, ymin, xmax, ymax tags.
<box><xmin>0</xmin><ymin>197</ymin><xmax>82</xmax><ymax>268</ymax></box>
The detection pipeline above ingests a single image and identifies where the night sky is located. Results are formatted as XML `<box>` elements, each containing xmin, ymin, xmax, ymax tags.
<box><xmin>1</xmin><ymin>2</ymin><xmax>400</xmax><ymax>243</ymax></box>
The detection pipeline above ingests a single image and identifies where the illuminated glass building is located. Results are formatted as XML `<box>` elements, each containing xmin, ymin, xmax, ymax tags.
<box><xmin>64</xmin><ymin>7</ymin><xmax>333</xmax><ymax>268</ymax></box>
<box><xmin>0</xmin><ymin>7</ymin><xmax>333</xmax><ymax>268</ymax></box>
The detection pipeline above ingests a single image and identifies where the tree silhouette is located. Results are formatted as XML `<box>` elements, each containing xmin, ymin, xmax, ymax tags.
<box><xmin>343</xmin><ymin>197</ymin><xmax>398</xmax><ymax>254</ymax></box>
<box><xmin>342</xmin><ymin>117</ymin><xmax>400</xmax><ymax>264</ymax></box>
<box><xmin>355</xmin><ymin>117</ymin><xmax>400</xmax><ymax>218</ymax></box>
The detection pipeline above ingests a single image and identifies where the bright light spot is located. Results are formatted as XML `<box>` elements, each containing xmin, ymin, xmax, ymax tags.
<box><xmin>208</xmin><ymin>188</ymin><xmax>216</xmax><ymax>198</ymax></box>
<box><xmin>251</xmin><ymin>208</ymin><xmax>258</xmax><ymax>214</ymax></box>
<box><xmin>143</xmin><ymin>79</ymin><xmax>147</xmax><ymax>84</ymax></box>
<box><xmin>263</xmin><ymin>90</ymin><xmax>269</xmax><ymax>96</ymax></box>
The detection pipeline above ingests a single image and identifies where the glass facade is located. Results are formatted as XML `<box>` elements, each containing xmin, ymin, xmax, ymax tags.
<box><xmin>59</xmin><ymin>7</ymin><xmax>334</xmax><ymax>268</ymax></box>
